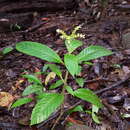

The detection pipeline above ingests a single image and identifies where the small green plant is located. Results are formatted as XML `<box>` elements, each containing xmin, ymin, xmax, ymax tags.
<box><xmin>0</xmin><ymin>46</ymin><xmax>14</xmax><ymax>58</ymax></box>
<box><xmin>1</xmin><ymin>46</ymin><xmax>13</xmax><ymax>54</ymax></box>
<box><xmin>10</xmin><ymin>23</ymin><xmax>21</xmax><ymax>31</ymax></box>
<box><xmin>11</xmin><ymin>25</ymin><xmax>113</xmax><ymax>126</ymax></box>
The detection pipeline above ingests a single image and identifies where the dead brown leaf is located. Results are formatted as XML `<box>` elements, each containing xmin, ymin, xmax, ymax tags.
<box><xmin>0</xmin><ymin>92</ymin><xmax>14</xmax><ymax>107</ymax></box>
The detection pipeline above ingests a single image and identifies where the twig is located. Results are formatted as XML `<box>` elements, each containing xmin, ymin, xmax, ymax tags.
<box><xmin>95</xmin><ymin>73</ymin><xmax>130</xmax><ymax>94</ymax></box>
<box><xmin>85</xmin><ymin>77</ymin><xmax>114</xmax><ymax>83</ymax></box>
<box><xmin>24</xmin><ymin>21</ymin><xmax>47</xmax><ymax>33</ymax></box>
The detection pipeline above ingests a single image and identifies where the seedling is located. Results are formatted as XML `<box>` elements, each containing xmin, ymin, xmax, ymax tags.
<box><xmin>11</xmin><ymin>25</ymin><xmax>113</xmax><ymax>127</ymax></box>
<box><xmin>0</xmin><ymin>46</ymin><xmax>14</xmax><ymax>59</ymax></box>
<box><xmin>1</xmin><ymin>46</ymin><xmax>13</xmax><ymax>55</ymax></box>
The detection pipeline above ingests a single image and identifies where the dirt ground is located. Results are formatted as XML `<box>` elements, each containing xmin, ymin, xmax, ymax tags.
<box><xmin>0</xmin><ymin>0</ymin><xmax>130</xmax><ymax>130</ymax></box>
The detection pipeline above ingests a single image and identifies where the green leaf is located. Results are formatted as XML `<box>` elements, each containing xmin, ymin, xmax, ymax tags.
<box><xmin>64</xmin><ymin>54</ymin><xmax>78</xmax><ymax>77</ymax></box>
<box><xmin>22</xmin><ymin>74</ymin><xmax>42</xmax><ymax>85</ymax></box>
<box><xmin>65</xmin><ymin>39</ymin><xmax>83</xmax><ymax>53</ymax></box>
<box><xmin>22</xmin><ymin>84</ymin><xmax>43</xmax><ymax>96</ymax></box>
<box><xmin>65</xmin><ymin>86</ymin><xmax>74</xmax><ymax>96</ymax></box>
<box><xmin>31</xmin><ymin>93</ymin><xmax>64</xmax><ymax>125</ymax></box>
<box><xmin>76</xmin><ymin>78</ymin><xmax>85</xmax><ymax>87</ymax></box>
<box><xmin>2</xmin><ymin>47</ymin><xmax>13</xmax><ymax>55</ymax></box>
<box><xmin>67</xmin><ymin>105</ymin><xmax>84</xmax><ymax>114</ymax></box>
<box><xmin>36</xmin><ymin>93</ymin><xmax>51</xmax><ymax>100</ymax></box>
<box><xmin>91</xmin><ymin>105</ymin><xmax>101</xmax><ymax>123</ymax></box>
<box><xmin>49</xmin><ymin>80</ymin><xmax>63</xmax><ymax>89</ymax></box>
<box><xmin>48</xmin><ymin>64</ymin><xmax>62</xmax><ymax>77</ymax></box>
<box><xmin>42</xmin><ymin>64</ymin><xmax>49</xmax><ymax>73</ymax></box>
<box><xmin>76</xmin><ymin>65</ymin><xmax>82</xmax><ymax>76</ymax></box>
<box><xmin>11</xmin><ymin>98</ymin><xmax>32</xmax><ymax>108</ymax></box>
<box><xmin>74</xmin><ymin>88</ymin><xmax>103</xmax><ymax>108</ymax></box>
<box><xmin>77</xmin><ymin>45</ymin><xmax>113</xmax><ymax>63</ymax></box>
<box><xmin>16</xmin><ymin>41</ymin><xmax>63</xmax><ymax>63</ymax></box>
<box><xmin>92</xmin><ymin>104</ymin><xmax>99</xmax><ymax>113</ymax></box>
<box><xmin>122</xmin><ymin>113</ymin><xmax>130</xmax><ymax>118</ymax></box>
<box><xmin>84</xmin><ymin>62</ymin><xmax>93</xmax><ymax>66</ymax></box>
<box><xmin>92</xmin><ymin>112</ymin><xmax>101</xmax><ymax>124</ymax></box>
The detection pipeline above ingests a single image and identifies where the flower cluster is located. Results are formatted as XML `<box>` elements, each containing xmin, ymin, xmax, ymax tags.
<box><xmin>56</xmin><ymin>25</ymin><xmax>85</xmax><ymax>41</ymax></box>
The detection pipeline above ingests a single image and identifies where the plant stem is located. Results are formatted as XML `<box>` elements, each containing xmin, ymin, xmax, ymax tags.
<box><xmin>64</xmin><ymin>71</ymin><xmax>68</xmax><ymax>86</ymax></box>
<box><xmin>51</xmin><ymin>71</ymin><xmax>68</xmax><ymax>130</ymax></box>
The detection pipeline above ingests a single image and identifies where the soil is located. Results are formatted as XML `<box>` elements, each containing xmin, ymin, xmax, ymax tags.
<box><xmin>0</xmin><ymin>0</ymin><xmax>130</xmax><ymax>130</ymax></box>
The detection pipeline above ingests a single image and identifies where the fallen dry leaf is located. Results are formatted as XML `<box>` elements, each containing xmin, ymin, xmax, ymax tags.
<box><xmin>14</xmin><ymin>78</ymin><xmax>25</xmax><ymax>90</ymax></box>
<box><xmin>87</xmin><ymin>82</ymin><xmax>100</xmax><ymax>90</ymax></box>
<box><xmin>45</xmin><ymin>72</ymin><xmax>56</xmax><ymax>85</ymax></box>
<box><xmin>0</xmin><ymin>92</ymin><xmax>14</xmax><ymax>107</ymax></box>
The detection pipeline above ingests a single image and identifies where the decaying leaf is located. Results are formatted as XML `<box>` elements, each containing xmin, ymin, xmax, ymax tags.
<box><xmin>45</xmin><ymin>72</ymin><xmax>56</xmax><ymax>85</ymax></box>
<box><xmin>87</xmin><ymin>82</ymin><xmax>100</xmax><ymax>90</ymax></box>
<box><xmin>0</xmin><ymin>92</ymin><xmax>14</xmax><ymax>107</ymax></box>
<box><xmin>13</xmin><ymin>78</ymin><xmax>25</xmax><ymax>90</ymax></box>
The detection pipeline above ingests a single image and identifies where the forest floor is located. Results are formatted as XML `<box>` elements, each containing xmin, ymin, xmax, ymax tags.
<box><xmin>0</xmin><ymin>0</ymin><xmax>130</xmax><ymax>130</ymax></box>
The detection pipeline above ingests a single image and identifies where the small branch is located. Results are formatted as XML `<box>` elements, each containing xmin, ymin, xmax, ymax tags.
<box><xmin>95</xmin><ymin>73</ymin><xmax>130</xmax><ymax>94</ymax></box>
<box><xmin>85</xmin><ymin>77</ymin><xmax>114</xmax><ymax>83</ymax></box>
<box><xmin>24</xmin><ymin>21</ymin><xmax>47</xmax><ymax>33</ymax></box>
<box><xmin>64</xmin><ymin>71</ymin><xmax>68</xmax><ymax>86</ymax></box>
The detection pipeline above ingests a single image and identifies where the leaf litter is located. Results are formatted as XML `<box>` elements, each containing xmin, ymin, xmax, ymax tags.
<box><xmin>0</xmin><ymin>0</ymin><xmax>130</xmax><ymax>130</ymax></box>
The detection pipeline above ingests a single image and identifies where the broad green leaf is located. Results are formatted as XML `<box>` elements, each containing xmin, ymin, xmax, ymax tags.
<box><xmin>77</xmin><ymin>45</ymin><xmax>113</xmax><ymax>62</ymax></box>
<box><xmin>16</xmin><ymin>41</ymin><xmax>63</xmax><ymax>63</ymax></box>
<box><xmin>65</xmin><ymin>39</ymin><xmax>83</xmax><ymax>53</ymax></box>
<box><xmin>64</xmin><ymin>54</ymin><xmax>78</xmax><ymax>77</ymax></box>
<box><xmin>36</xmin><ymin>93</ymin><xmax>52</xmax><ymax>100</ymax></box>
<box><xmin>22</xmin><ymin>74</ymin><xmax>42</xmax><ymax>85</ymax></box>
<box><xmin>49</xmin><ymin>80</ymin><xmax>63</xmax><ymax>89</ymax></box>
<box><xmin>76</xmin><ymin>65</ymin><xmax>82</xmax><ymax>76</ymax></box>
<box><xmin>31</xmin><ymin>93</ymin><xmax>64</xmax><ymax>125</ymax></box>
<box><xmin>2</xmin><ymin>47</ymin><xmax>13</xmax><ymax>55</ymax></box>
<box><xmin>11</xmin><ymin>98</ymin><xmax>32</xmax><ymax>108</ymax></box>
<box><xmin>76</xmin><ymin>78</ymin><xmax>85</xmax><ymax>87</ymax></box>
<box><xmin>74</xmin><ymin>88</ymin><xmax>103</xmax><ymax>108</ymax></box>
<box><xmin>65</xmin><ymin>86</ymin><xmax>74</xmax><ymax>96</ymax></box>
<box><xmin>48</xmin><ymin>64</ymin><xmax>62</xmax><ymax>77</ymax></box>
<box><xmin>22</xmin><ymin>84</ymin><xmax>43</xmax><ymax>96</ymax></box>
